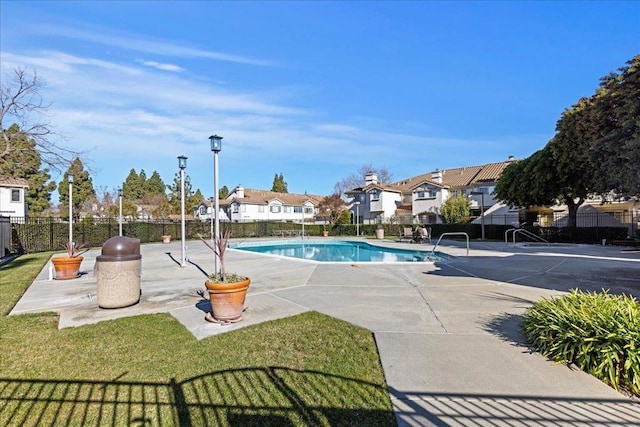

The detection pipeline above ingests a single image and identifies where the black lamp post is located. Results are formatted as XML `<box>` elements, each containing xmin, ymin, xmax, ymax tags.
<box><xmin>178</xmin><ymin>155</ymin><xmax>188</xmax><ymax>267</ymax></box>
<box><xmin>209</xmin><ymin>134</ymin><xmax>223</xmax><ymax>275</ymax></box>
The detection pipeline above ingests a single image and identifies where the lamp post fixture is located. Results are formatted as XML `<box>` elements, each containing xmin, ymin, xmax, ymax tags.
<box><xmin>354</xmin><ymin>201</ymin><xmax>360</xmax><ymax>237</ymax></box>
<box><xmin>68</xmin><ymin>174</ymin><xmax>74</xmax><ymax>251</ymax></box>
<box><xmin>178</xmin><ymin>155</ymin><xmax>188</xmax><ymax>267</ymax></box>
<box><xmin>118</xmin><ymin>187</ymin><xmax>123</xmax><ymax>236</ymax></box>
<box><xmin>470</xmin><ymin>191</ymin><xmax>485</xmax><ymax>240</ymax></box>
<box><xmin>209</xmin><ymin>134</ymin><xmax>223</xmax><ymax>275</ymax></box>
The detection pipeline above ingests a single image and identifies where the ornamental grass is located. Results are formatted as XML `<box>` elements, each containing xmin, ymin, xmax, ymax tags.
<box><xmin>523</xmin><ymin>289</ymin><xmax>640</xmax><ymax>396</ymax></box>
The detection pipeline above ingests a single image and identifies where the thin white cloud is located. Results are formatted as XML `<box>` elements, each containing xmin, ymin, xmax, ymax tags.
<box><xmin>139</xmin><ymin>60</ymin><xmax>184</xmax><ymax>73</ymax></box>
<box><xmin>32</xmin><ymin>24</ymin><xmax>278</xmax><ymax>67</ymax></box>
<box><xmin>313</xmin><ymin>123</ymin><xmax>358</xmax><ymax>133</ymax></box>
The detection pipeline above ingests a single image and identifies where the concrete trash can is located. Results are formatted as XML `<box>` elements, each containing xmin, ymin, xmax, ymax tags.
<box><xmin>375</xmin><ymin>227</ymin><xmax>384</xmax><ymax>239</ymax></box>
<box><xmin>96</xmin><ymin>236</ymin><xmax>141</xmax><ymax>309</ymax></box>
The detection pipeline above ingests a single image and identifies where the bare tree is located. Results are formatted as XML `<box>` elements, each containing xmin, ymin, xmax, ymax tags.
<box><xmin>1</xmin><ymin>67</ymin><xmax>81</xmax><ymax>171</ymax></box>
<box><xmin>333</xmin><ymin>163</ymin><xmax>394</xmax><ymax>195</ymax></box>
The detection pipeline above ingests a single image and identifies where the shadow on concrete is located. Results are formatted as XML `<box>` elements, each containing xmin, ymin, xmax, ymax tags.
<box><xmin>390</xmin><ymin>387</ymin><xmax>640</xmax><ymax>426</ymax></box>
<box><xmin>0</xmin><ymin>367</ymin><xmax>394</xmax><ymax>426</ymax></box>
<box><xmin>482</xmin><ymin>311</ymin><xmax>530</xmax><ymax>349</ymax></box>
<box><xmin>428</xmin><ymin>252</ymin><xmax>640</xmax><ymax>298</ymax></box>
<box><xmin>165</xmin><ymin>251</ymin><xmax>182</xmax><ymax>267</ymax></box>
<box><xmin>187</xmin><ymin>259</ymin><xmax>211</xmax><ymax>279</ymax></box>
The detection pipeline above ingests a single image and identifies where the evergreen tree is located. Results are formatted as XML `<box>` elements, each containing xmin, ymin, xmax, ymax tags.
<box><xmin>144</xmin><ymin>171</ymin><xmax>166</xmax><ymax>197</ymax></box>
<box><xmin>271</xmin><ymin>173</ymin><xmax>288</xmax><ymax>193</ymax></box>
<box><xmin>219</xmin><ymin>185</ymin><xmax>229</xmax><ymax>199</ymax></box>
<box><xmin>168</xmin><ymin>172</ymin><xmax>198</xmax><ymax>215</ymax></box>
<box><xmin>189</xmin><ymin>189</ymin><xmax>205</xmax><ymax>213</ymax></box>
<box><xmin>123</xmin><ymin>169</ymin><xmax>144</xmax><ymax>200</ymax></box>
<box><xmin>58</xmin><ymin>157</ymin><xmax>96</xmax><ymax>220</ymax></box>
<box><xmin>0</xmin><ymin>124</ymin><xmax>56</xmax><ymax>215</ymax></box>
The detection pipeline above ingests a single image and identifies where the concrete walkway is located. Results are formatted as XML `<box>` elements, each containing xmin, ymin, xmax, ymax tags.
<box><xmin>10</xmin><ymin>238</ymin><xmax>640</xmax><ymax>426</ymax></box>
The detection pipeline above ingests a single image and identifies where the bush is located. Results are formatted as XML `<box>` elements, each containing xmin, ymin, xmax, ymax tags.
<box><xmin>523</xmin><ymin>290</ymin><xmax>640</xmax><ymax>396</ymax></box>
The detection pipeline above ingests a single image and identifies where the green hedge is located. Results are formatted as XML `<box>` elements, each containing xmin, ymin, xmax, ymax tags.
<box><xmin>523</xmin><ymin>290</ymin><xmax>640</xmax><ymax>396</ymax></box>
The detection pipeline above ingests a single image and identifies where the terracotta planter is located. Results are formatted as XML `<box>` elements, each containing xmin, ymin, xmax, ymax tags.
<box><xmin>205</xmin><ymin>277</ymin><xmax>250</xmax><ymax>322</ymax></box>
<box><xmin>322</xmin><ymin>230</ymin><xmax>329</xmax><ymax>237</ymax></box>
<box><xmin>52</xmin><ymin>256</ymin><xmax>83</xmax><ymax>280</ymax></box>
<box><xmin>162</xmin><ymin>235</ymin><xmax>172</xmax><ymax>243</ymax></box>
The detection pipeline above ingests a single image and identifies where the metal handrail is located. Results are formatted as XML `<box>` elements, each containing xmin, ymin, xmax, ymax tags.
<box><xmin>505</xmin><ymin>228</ymin><xmax>549</xmax><ymax>246</ymax></box>
<box><xmin>431</xmin><ymin>232</ymin><xmax>469</xmax><ymax>256</ymax></box>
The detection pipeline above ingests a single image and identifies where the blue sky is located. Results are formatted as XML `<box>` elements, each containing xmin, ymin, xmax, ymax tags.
<box><xmin>1</xmin><ymin>1</ymin><xmax>638</xmax><ymax>201</ymax></box>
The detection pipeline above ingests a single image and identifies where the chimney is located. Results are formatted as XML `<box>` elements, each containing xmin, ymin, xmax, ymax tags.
<box><xmin>236</xmin><ymin>185</ymin><xmax>245</xmax><ymax>198</ymax></box>
<box><xmin>507</xmin><ymin>155</ymin><xmax>515</xmax><ymax>162</ymax></box>
<box><xmin>432</xmin><ymin>169</ymin><xmax>443</xmax><ymax>184</ymax></box>
<box><xmin>365</xmin><ymin>172</ymin><xmax>378</xmax><ymax>186</ymax></box>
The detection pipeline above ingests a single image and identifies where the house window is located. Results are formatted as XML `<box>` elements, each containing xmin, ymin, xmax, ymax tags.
<box><xmin>304</xmin><ymin>207</ymin><xmax>313</xmax><ymax>214</ymax></box>
<box><xmin>258</xmin><ymin>205</ymin><xmax>265</xmax><ymax>213</ymax></box>
<box><xmin>294</xmin><ymin>206</ymin><xmax>302</xmax><ymax>213</ymax></box>
<box><xmin>11</xmin><ymin>189</ymin><xmax>21</xmax><ymax>202</ymax></box>
<box><xmin>232</xmin><ymin>203</ymin><xmax>239</xmax><ymax>213</ymax></box>
<box><xmin>270</xmin><ymin>205</ymin><xmax>281</xmax><ymax>213</ymax></box>
<box><xmin>371</xmin><ymin>192</ymin><xmax>380</xmax><ymax>201</ymax></box>
<box><xmin>199</xmin><ymin>206</ymin><xmax>207</xmax><ymax>216</ymax></box>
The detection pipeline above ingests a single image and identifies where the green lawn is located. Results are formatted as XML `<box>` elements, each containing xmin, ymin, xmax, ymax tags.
<box><xmin>0</xmin><ymin>253</ymin><xmax>395</xmax><ymax>426</ymax></box>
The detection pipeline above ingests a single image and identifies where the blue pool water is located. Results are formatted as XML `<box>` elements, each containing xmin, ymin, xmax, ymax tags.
<box><xmin>230</xmin><ymin>240</ymin><xmax>448</xmax><ymax>263</ymax></box>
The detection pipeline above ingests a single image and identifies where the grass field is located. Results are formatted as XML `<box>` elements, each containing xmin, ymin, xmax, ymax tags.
<box><xmin>0</xmin><ymin>253</ymin><xmax>395</xmax><ymax>426</ymax></box>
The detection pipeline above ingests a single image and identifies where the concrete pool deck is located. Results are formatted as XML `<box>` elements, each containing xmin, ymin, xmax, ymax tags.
<box><xmin>10</xmin><ymin>238</ymin><xmax>640</xmax><ymax>425</ymax></box>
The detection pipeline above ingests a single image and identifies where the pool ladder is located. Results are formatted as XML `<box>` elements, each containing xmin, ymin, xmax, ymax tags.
<box><xmin>430</xmin><ymin>232</ymin><xmax>469</xmax><ymax>257</ymax></box>
<box><xmin>505</xmin><ymin>228</ymin><xmax>549</xmax><ymax>247</ymax></box>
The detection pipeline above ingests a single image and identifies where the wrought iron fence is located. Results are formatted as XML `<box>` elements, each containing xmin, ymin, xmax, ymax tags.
<box><xmin>6</xmin><ymin>211</ymin><xmax>638</xmax><ymax>255</ymax></box>
<box><xmin>8</xmin><ymin>217</ymin><xmax>330</xmax><ymax>254</ymax></box>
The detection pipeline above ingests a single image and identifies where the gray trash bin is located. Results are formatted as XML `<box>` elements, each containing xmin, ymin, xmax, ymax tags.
<box><xmin>96</xmin><ymin>236</ymin><xmax>141</xmax><ymax>308</ymax></box>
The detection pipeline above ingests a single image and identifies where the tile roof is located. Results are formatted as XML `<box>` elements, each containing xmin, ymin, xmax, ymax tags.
<box><xmin>345</xmin><ymin>183</ymin><xmax>402</xmax><ymax>194</ymax></box>
<box><xmin>230</xmin><ymin>188</ymin><xmax>326</xmax><ymax>206</ymax></box>
<box><xmin>0</xmin><ymin>177</ymin><xmax>29</xmax><ymax>187</ymax></box>
<box><xmin>392</xmin><ymin>160</ymin><xmax>513</xmax><ymax>191</ymax></box>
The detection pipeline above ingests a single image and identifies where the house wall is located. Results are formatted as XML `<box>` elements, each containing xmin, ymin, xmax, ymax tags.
<box><xmin>195</xmin><ymin>204</ymin><xmax>230</xmax><ymax>222</ymax></box>
<box><xmin>365</xmin><ymin>190</ymin><xmax>401</xmax><ymax>223</ymax></box>
<box><xmin>412</xmin><ymin>185</ymin><xmax>447</xmax><ymax>219</ymax></box>
<box><xmin>228</xmin><ymin>201</ymin><xmax>315</xmax><ymax>222</ymax></box>
<box><xmin>0</xmin><ymin>186</ymin><xmax>27</xmax><ymax>217</ymax></box>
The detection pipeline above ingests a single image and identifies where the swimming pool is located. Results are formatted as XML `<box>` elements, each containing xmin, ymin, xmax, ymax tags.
<box><xmin>230</xmin><ymin>240</ymin><xmax>448</xmax><ymax>263</ymax></box>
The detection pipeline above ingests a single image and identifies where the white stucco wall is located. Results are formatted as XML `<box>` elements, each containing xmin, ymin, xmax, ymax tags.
<box><xmin>0</xmin><ymin>186</ymin><xmax>27</xmax><ymax>217</ymax></box>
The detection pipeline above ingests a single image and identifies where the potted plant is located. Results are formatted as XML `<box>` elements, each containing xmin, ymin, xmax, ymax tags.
<box><xmin>161</xmin><ymin>234</ymin><xmax>172</xmax><ymax>243</ymax></box>
<box><xmin>199</xmin><ymin>231</ymin><xmax>250</xmax><ymax>323</ymax></box>
<box><xmin>51</xmin><ymin>241</ymin><xmax>89</xmax><ymax>280</ymax></box>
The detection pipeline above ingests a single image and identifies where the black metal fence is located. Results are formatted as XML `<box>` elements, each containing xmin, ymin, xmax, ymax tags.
<box><xmin>8</xmin><ymin>217</ymin><xmax>333</xmax><ymax>254</ymax></box>
<box><xmin>6</xmin><ymin>213</ymin><xmax>638</xmax><ymax>255</ymax></box>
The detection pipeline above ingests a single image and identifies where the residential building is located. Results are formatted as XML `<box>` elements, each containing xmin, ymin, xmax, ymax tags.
<box><xmin>0</xmin><ymin>177</ymin><xmax>29</xmax><ymax>218</ymax></box>
<box><xmin>346</xmin><ymin>158</ymin><xmax>515</xmax><ymax>224</ymax></box>
<box><xmin>345</xmin><ymin>173</ymin><xmax>402</xmax><ymax>224</ymax></box>
<box><xmin>194</xmin><ymin>185</ymin><xmax>325</xmax><ymax>223</ymax></box>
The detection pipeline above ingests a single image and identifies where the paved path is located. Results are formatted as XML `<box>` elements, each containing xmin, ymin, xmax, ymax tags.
<box><xmin>11</xmin><ymin>238</ymin><xmax>640</xmax><ymax>425</ymax></box>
